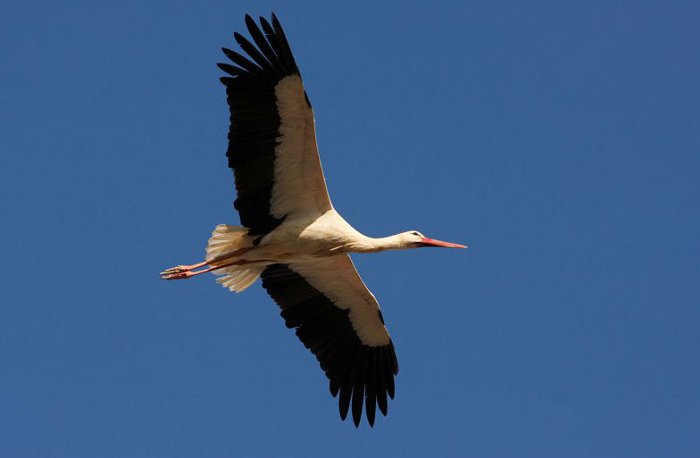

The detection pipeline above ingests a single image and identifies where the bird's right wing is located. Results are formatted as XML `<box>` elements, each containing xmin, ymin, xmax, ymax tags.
<box><xmin>218</xmin><ymin>14</ymin><xmax>333</xmax><ymax>238</ymax></box>
<box><xmin>260</xmin><ymin>255</ymin><xmax>399</xmax><ymax>427</ymax></box>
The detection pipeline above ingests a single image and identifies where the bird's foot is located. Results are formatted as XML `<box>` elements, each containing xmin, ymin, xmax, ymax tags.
<box><xmin>160</xmin><ymin>261</ymin><xmax>208</xmax><ymax>280</ymax></box>
<box><xmin>164</xmin><ymin>262</ymin><xmax>207</xmax><ymax>273</ymax></box>
<box><xmin>160</xmin><ymin>262</ymin><xmax>207</xmax><ymax>275</ymax></box>
<box><xmin>161</xmin><ymin>270</ymin><xmax>198</xmax><ymax>280</ymax></box>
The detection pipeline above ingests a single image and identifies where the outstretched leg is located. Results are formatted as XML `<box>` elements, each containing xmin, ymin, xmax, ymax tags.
<box><xmin>160</xmin><ymin>247</ymin><xmax>252</xmax><ymax>280</ymax></box>
<box><xmin>161</xmin><ymin>259</ymin><xmax>249</xmax><ymax>280</ymax></box>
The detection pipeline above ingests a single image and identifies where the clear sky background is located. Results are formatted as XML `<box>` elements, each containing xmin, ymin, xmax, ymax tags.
<box><xmin>2</xmin><ymin>1</ymin><xmax>699</xmax><ymax>457</ymax></box>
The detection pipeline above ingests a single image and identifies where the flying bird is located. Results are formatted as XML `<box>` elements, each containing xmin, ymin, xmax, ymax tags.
<box><xmin>161</xmin><ymin>13</ymin><xmax>466</xmax><ymax>427</ymax></box>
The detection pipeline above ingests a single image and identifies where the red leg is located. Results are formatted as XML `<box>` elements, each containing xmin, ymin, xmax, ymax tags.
<box><xmin>160</xmin><ymin>247</ymin><xmax>254</xmax><ymax>280</ymax></box>
<box><xmin>161</xmin><ymin>259</ymin><xmax>249</xmax><ymax>280</ymax></box>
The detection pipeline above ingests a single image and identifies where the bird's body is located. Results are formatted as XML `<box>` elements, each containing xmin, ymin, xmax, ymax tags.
<box><xmin>162</xmin><ymin>13</ymin><xmax>465</xmax><ymax>427</ymax></box>
<box><xmin>253</xmin><ymin>209</ymin><xmax>366</xmax><ymax>259</ymax></box>
<box><xmin>231</xmin><ymin>210</ymin><xmax>426</xmax><ymax>260</ymax></box>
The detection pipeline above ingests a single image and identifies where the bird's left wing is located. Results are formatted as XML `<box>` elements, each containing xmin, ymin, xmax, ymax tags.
<box><xmin>260</xmin><ymin>255</ymin><xmax>399</xmax><ymax>427</ymax></box>
<box><xmin>218</xmin><ymin>14</ymin><xmax>333</xmax><ymax>238</ymax></box>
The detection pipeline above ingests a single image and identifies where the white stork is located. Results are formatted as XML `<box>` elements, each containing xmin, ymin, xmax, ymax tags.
<box><xmin>161</xmin><ymin>13</ymin><xmax>466</xmax><ymax>427</ymax></box>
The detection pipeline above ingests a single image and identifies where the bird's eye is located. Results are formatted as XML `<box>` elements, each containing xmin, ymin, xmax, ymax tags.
<box><xmin>411</xmin><ymin>231</ymin><xmax>420</xmax><ymax>236</ymax></box>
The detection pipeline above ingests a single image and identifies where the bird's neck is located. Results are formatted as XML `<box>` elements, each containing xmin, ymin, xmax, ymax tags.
<box><xmin>349</xmin><ymin>234</ymin><xmax>406</xmax><ymax>253</ymax></box>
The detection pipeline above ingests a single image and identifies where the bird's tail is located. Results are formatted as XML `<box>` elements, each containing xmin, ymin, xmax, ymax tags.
<box><xmin>206</xmin><ymin>224</ymin><xmax>251</xmax><ymax>262</ymax></box>
<box><xmin>206</xmin><ymin>224</ymin><xmax>262</xmax><ymax>293</ymax></box>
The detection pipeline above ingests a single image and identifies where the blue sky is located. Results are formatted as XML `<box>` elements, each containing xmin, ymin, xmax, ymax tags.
<box><xmin>2</xmin><ymin>1</ymin><xmax>699</xmax><ymax>457</ymax></box>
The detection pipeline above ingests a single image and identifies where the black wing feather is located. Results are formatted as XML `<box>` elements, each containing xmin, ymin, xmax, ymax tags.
<box><xmin>233</xmin><ymin>32</ymin><xmax>276</xmax><ymax>74</ymax></box>
<box><xmin>259</xmin><ymin>17</ymin><xmax>296</xmax><ymax>74</ymax></box>
<box><xmin>217</xmin><ymin>63</ymin><xmax>246</xmax><ymax>77</ymax></box>
<box><xmin>221</xmin><ymin>47</ymin><xmax>263</xmax><ymax>73</ymax></box>
<box><xmin>271</xmin><ymin>13</ymin><xmax>300</xmax><ymax>72</ymax></box>
<box><xmin>245</xmin><ymin>15</ymin><xmax>284</xmax><ymax>71</ymax></box>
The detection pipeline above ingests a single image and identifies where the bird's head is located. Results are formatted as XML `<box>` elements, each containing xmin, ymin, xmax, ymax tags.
<box><xmin>399</xmin><ymin>231</ymin><xmax>467</xmax><ymax>249</ymax></box>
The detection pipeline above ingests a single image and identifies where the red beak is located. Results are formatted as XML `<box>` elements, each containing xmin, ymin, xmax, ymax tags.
<box><xmin>419</xmin><ymin>237</ymin><xmax>467</xmax><ymax>249</ymax></box>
